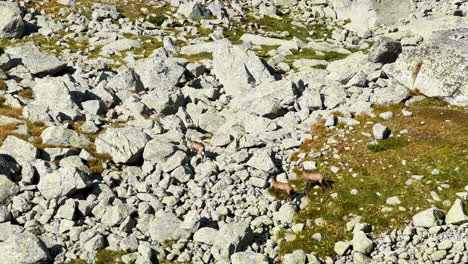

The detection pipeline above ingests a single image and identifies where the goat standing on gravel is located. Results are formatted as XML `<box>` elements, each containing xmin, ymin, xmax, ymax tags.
<box><xmin>187</xmin><ymin>138</ymin><xmax>206</xmax><ymax>160</ymax></box>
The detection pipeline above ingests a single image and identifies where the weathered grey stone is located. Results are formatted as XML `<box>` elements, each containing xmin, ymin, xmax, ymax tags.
<box><xmin>383</xmin><ymin>28</ymin><xmax>468</xmax><ymax>106</ymax></box>
<box><xmin>180</xmin><ymin>39</ymin><xmax>231</xmax><ymax>55</ymax></box>
<box><xmin>101</xmin><ymin>202</ymin><xmax>130</xmax><ymax>227</ymax></box>
<box><xmin>55</xmin><ymin>199</ymin><xmax>76</xmax><ymax>220</ymax></box>
<box><xmin>0</xmin><ymin>2</ymin><xmax>24</xmax><ymax>39</ymax></box>
<box><xmin>37</xmin><ymin>167</ymin><xmax>89</xmax><ymax>200</ymax></box>
<box><xmin>275</xmin><ymin>204</ymin><xmax>296</xmax><ymax>224</ymax></box>
<box><xmin>148</xmin><ymin>212</ymin><xmax>181</xmax><ymax>243</ymax></box>
<box><xmin>367</xmin><ymin>36</ymin><xmax>402</xmax><ymax>64</ymax></box>
<box><xmin>334</xmin><ymin>240</ymin><xmax>352</xmax><ymax>256</ymax></box>
<box><xmin>0</xmin><ymin>154</ymin><xmax>21</xmax><ymax>179</ymax></box>
<box><xmin>0</xmin><ymin>232</ymin><xmax>50</xmax><ymax>264</ymax></box>
<box><xmin>0</xmin><ymin>175</ymin><xmax>18</xmax><ymax>205</ymax></box>
<box><xmin>240</xmin><ymin>33</ymin><xmax>300</xmax><ymax>50</ymax></box>
<box><xmin>412</xmin><ymin>208</ymin><xmax>445</xmax><ymax>228</ymax></box>
<box><xmin>352</xmin><ymin>231</ymin><xmax>374</xmax><ymax>255</ymax></box>
<box><xmin>95</xmin><ymin>127</ymin><xmax>149</xmax><ymax>163</ymax></box>
<box><xmin>230</xmin><ymin>80</ymin><xmax>296</xmax><ymax>118</ymax></box>
<box><xmin>0</xmin><ymin>205</ymin><xmax>11</xmax><ymax>222</ymax></box>
<box><xmin>101</xmin><ymin>39</ymin><xmax>141</xmax><ymax>54</ymax></box>
<box><xmin>373</xmin><ymin>123</ymin><xmax>391</xmax><ymax>140</ymax></box>
<box><xmin>91</xmin><ymin>4</ymin><xmax>121</xmax><ymax>21</ymax></box>
<box><xmin>6</xmin><ymin>44</ymin><xmax>66</xmax><ymax>76</ymax></box>
<box><xmin>371</xmin><ymin>80</ymin><xmax>409</xmax><ymax>105</ymax></box>
<box><xmin>246</xmin><ymin>149</ymin><xmax>279</xmax><ymax>174</ymax></box>
<box><xmin>0</xmin><ymin>136</ymin><xmax>38</xmax><ymax>162</ymax></box>
<box><xmin>446</xmin><ymin>199</ymin><xmax>468</xmax><ymax>225</ymax></box>
<box><xmin>283</xmin><ymin>250</ymin><xmax>307</xmax><ymax>264</ymax></box>
<box><xmin>212</xmin><ymin>222</ymin><xmax>252</xmax><ymax>260</ymax></box>
<box><xmin>231</xmin><ymin>251</ymin><xmax>268</xmax><ymax>264</ymax></box>
<box><xmin>41</xmin><ymin>126</ymin><xmax>91</xmax><ymax>148</ymax></box>
<box><xmin>326</xmin><ymin>52</ymin><xmax>367</xmax><ymax>84</ymax></box>
<box><xmin>212</xmin><ymin>45</ymin><xmax>274</xmax><ymax>97</ymax></box>
<box><xmin>141</xmin><ymin>90</ymin><xmax>184</xmax><ymax>115</ymax></box>
<box><xmin>332</xmin><ymin>0</ymin><xmax>415</xmax><ymax>35</ymax></box>
<box><xmin>107</xmin><ymin>66</ymin><xmax>144</xmax><ymax>93</ymax></box>
<box><xmin>193</xmin><ymin>227</ymin><xmax>218</xmax><ymax>245</ymax></box>
<box><xmin>143</xmin><ymin>139</ymin><xmax>177</xmax><ymax>165</ymax></box>
<box><xmin>176</xmin><ymin>2</ymin><xmax>211</xmax><ymax>20</ymax></box>
<box><xmin>29</xmin><ymin>75</ymin><xmax>82</xmax><ymax>120</ymax></box>
<box><xmin>134</xmin><ymin>57</ymin><xmax>186</xmax><ymax>92</ymax></box>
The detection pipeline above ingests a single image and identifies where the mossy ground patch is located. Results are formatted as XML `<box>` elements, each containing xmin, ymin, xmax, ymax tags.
<box><xmin>279</xmin><ymin>98</ymin><xmax>468</xmax><ymax>257</ymax></box>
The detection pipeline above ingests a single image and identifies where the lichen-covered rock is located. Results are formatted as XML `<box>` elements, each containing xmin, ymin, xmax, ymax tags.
<box><xmin>6</xmin><ymin>44</ymin><xmax>66</xmax><ymax>76</ymax></box>
<box><xmin>0</xmin><ymin>2</ymin><xmax>24</xmax><ymax>38</ymax></box>
<box><xmin>383</xmin><ymin>28</ymin><xmax>468</xmax><ymax>106</ymax></box>
<box><xmin>367</xmin><ymin>36</ymin><xmax>402</xmax><ymax>64</ymax></box>
<box><xmin>231</xmin><ymin>251</ymin><xmax>269</xmax><ymax>264</ymax></box>
<box><xmin>212</xmin><ymin>222</ymin><xmax>253</xmax><ymax>260</ymax></box>
<box><xmin>95</xmin><ymin>127</ymin><xmax>149</xmax><ymax>163</ymax></box>
<box><xmin>0</xmin><ymin>175</ymin><xmax>18</xmax><ymax>205</ymax></box>
<box><xmin>446</xmin><ymin>199</ymin><xmax>468</xmax><ymax>225</ymax></box>
<box><xmin>0</xmin><ymin>136</ymin><xmax>38</xmax><ymax>162</ymax></box>
<box><xmin>212</xmin><ymin>45</ymin><xmax>274</xmax><ymax>97</ymax></box>
<box><xmin>0</xmin><ymin>232</ymin><xmax>51</xmax><ymax>264</ymax></box>
<box><xmin>37</xmin><ymin>167</ymin><xmax>89</xmax><ymax>200</ymax></box>
<box><xmin>413</xmin><ymin>208</ymin><xmax>445</xmax><ymax>228</ymax></box>
<box><xmin>148</xmin><ymin>211</ymin><xmax>182</xmax><ymax>243</ymax></box>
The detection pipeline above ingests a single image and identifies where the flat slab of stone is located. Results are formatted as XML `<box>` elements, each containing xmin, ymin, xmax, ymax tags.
<box><xmin>240</xmin><ymin>33</ymin><xmax>299</xmax><ymax>50</ymax></box>
<box><xmin>6</xmin><ymin>44</ymin><xmax>66</xmax><ymax>76</ymax></box>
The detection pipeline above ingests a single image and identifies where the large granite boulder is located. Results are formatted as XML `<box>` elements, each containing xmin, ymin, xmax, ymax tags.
<box><xmin>212</xmin><ymin>45</ymin><xmax>275</xmax><ymax>97</ymax></box>
<box><xmin>134</xmin><ymin>57</ymin><xmax>186</xmax><ymax>92</ymax></box>
<box><xmin>6</xmin><ymin>44</ymin><xmax>66</xmax><ymax>76</ymax></box>
<box><xmin>95</xmin><ymin>127</ymin><xmax>149</xmax><ymax>163</ymax></box>
<box><xmin>383</xmin><ymin>28</ymin><xmax>468</xmax><ymax>106</ymax></box>
<box><xmin>0</xmin><ymin>232</ymin><xmax>50</xmax><ymax>264</ymax></box>
<box><xmin>0</xmin><ymin>2</ymin><xmax>24</xmax><ymax>39</ymax></box>
<box><xmin>331</xmin><ymin>0</ymin><xmax>415</xmax><ymax>35</ymax></box>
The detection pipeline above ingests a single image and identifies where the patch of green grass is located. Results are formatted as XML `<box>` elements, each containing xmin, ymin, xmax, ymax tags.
<box><xmin>174</xmin><ymin>52</ymin><xmax>212</xmax><ymax>63</ymax></box>
<box><xmin>267</xmin><ymin>187</ymin><xmax>290</xmax><ymax>201</ymax></box>
<box><xmin>148</xmin><ymin>15</ymin><xmax>167</xmax><ymax>26</ymax></box>
<box><xmin>367</xmin><ymin>137</ymin><xmax>409</xmax><ymax>153</ymax></box>
<box><xmin>64</xmin><ymin>259</ymin><xmax>87</xmax><ymax>264</ymax></box>
<box><xmin>279</xmin><ymin>98</ymin><xmax>468</xmax><ymax>257</ymax></box>
<box><xmin>95</xmin><ymin>249</ymin><xmax>126</xmax><ymax>264</ymax></box>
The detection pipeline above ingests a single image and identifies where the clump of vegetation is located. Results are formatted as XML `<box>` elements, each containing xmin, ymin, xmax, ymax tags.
<box><xmin>367</xmin><ymin>137</ymin><xmax>409</xmax><ymax>153</ymax></box>
<box><xmin>18</xmin><ymin>88</ymin><xmax>34</xmax><ymax>99</ymax></box>
<box><xmin>148</xmin><ymin>14</ymin><xmax>167</xmax><ymax>26</ymax></box>
<box><xmin>94</xmin><ymin>249</ymin><xmax>126</xmax><ymax>264</ymax></box>
<box><xmin>174</xmin><ymin>52</ymin><xmax>212</xmax><ymax>63</ymax></box>
<box><xmin>0</xmin><ymin>79</ymin><xmax>6</xmax><ymax>90</ymax></box>
<box><xmin>64</xmin><ymin>259</ymin><xmax>87</xmax><ymax>264</ymax></box>
<box><xmin>279</xmin><ymin>98</ymin><xmax>468</xmax><ymax>257</ymax></box>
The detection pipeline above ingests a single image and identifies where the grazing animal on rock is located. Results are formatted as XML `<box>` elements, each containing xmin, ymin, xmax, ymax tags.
<box><xmin>187</xmin><ymin>138</ymin><xmax>206</xmax><ymax>159</ymax></box>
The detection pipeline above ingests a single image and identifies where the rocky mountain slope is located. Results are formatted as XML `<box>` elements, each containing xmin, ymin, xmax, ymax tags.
<box><xmin>0</xmin><ymin>0</ymin><xmax>467</xmax><ymax>263</ymax></box>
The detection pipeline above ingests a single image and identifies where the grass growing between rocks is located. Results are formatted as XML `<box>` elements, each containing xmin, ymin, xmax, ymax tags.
<box><xmin>278</xmin><ymin>98</ymin><xmax>468</xmax><ymax>257</ymax></box>
<box><xmin>174</xmin><ymin>52</ymin><xmax>212</xmax><ymax>63</ymax></box>
<box><xmin>64</xmin><ymin>249</ymin><xmax>126</xmax><ymax>264</ymax></box>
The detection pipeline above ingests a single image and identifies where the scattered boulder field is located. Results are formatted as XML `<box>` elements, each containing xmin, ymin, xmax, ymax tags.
<box><xmin>0</xmin><ymin>0</ymin><xmax>467</xmax><ymax>264</ymax></box>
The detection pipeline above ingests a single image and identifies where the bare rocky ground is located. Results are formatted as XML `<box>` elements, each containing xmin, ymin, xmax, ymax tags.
<box><xmin>0</xmin><ymin>0</ymin><xmax>467</xmax><ymax>264</ymax></box>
